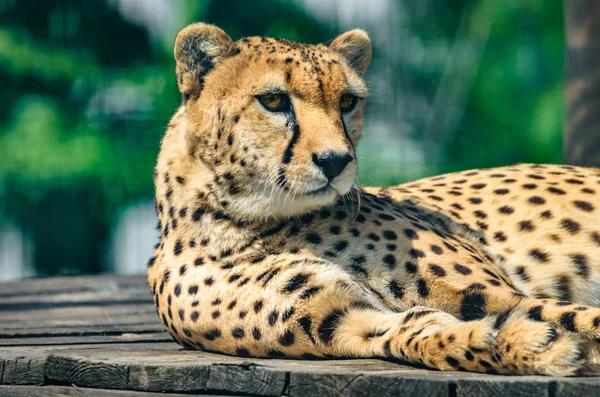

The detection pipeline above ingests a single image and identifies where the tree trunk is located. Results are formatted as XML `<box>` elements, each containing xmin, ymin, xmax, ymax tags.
<box><xmin>564</xmin><ymin>0</ymin><xmax>600</xmax><ymax>167</ymax></box>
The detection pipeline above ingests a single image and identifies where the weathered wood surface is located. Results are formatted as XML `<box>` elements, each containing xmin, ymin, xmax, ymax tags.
<box><xmin>1</xmin><ymin>275</ymin><xmax>599</xmax><ymax>396</ymax></box>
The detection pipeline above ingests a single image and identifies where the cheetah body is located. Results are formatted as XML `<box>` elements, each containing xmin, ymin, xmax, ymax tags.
<box><xmin>149</xmin><ymin>23</ymin><xmax>600</xmax><ymax>376</ymax></box>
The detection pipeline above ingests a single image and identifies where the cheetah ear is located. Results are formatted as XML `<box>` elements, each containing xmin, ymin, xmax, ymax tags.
<box><xmin>328</xmin><ymin>29</ymin><xmax>371</xmax><ymax>75</ymax></box>
<box><xmin>174</xmin><ymin>23</ymin><xmax>235</xmax><ymax>102</ymax></box>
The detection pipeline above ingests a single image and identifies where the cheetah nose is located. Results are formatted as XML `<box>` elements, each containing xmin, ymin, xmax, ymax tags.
<box><xmin>312</xmin><ymin>151</ymin><xmax>353</xmax><ymax>180</ymax></box>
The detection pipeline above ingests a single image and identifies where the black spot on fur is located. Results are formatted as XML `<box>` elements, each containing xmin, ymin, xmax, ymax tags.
<box><xmin>236</xmin><ymin>347</ymin><xmax>250</xmax><ymax>357</ymax></box>
<box><xmin>494</xmin><ymin>309</ymin><xmax>512</xmax><ymax>329</ymax></box>
<box><xmin>318</xmin><ymin>309</ymin><xmax>346</xmax><ymax>344</ymax></box>
<box><xmin>559</xmin><ymin>311</ymin><xmax>577</xmax><ymax>331</ymax></box>
<box><xmin>232</xmin><ymin>328</ymin><xmax>245</xmax><ymax>339</ymax></box>
<box><xmin>268</xmin><ymin>310</ymin><xmax>279</xmax><ymax>326</ymax></box>
<box><xmin>203</xmin><ymin>329</ymin><xmax>221</xmax><ymax>341</ymax></box>
<box><xmin>528</xmin><ymin>305</ymin><xmax>543</xmax><ymax>321</ymax></box>
<box><xmin>461</xmin><ymin>291</ymin><xmax>487</xmax><ymax>321</ymax></box>
<box><xmin>268</xmin><ymin>350</ymin><xmax>285</xmax><ymax>358</ymax></box>
<box><xmin>403</xmin><ymin>229</ymin><xmax>418</xmax><ymax>240</ymax></box>
<box><xmin>571</xmin><ymin>254</ymin><xmax>590</xmax><ymax>278</ymax></box>
<box><xmin>529</xmin><ymin>249</ymin><xmax>550</xmax><ymax>263</ymax></box>
<box><xmin>454</xmin><ymin>264</ymin><xmax>472</xmax><ymax>275</ymax></box>
<box><xmin>279</xmin><ymin>330</ymin><xmax>295</xmax><ymax>346</ymax></box>
<box><xmin>445</xmin><ymin>356</ymin><xmax>460</xmax><ymax>367</ymax></box>
<box><xmin>192</xmin><ymin>208</ymin><xmax>205</xmax><ymax>221</ymax></box>
<box><xmin>389</xmin><ymin>280</ymin><xmax>404</xmax><ymax>299</ymax></box>
<box><xmin>298</xmin><ymin>316</ymin><xmax>316</xmax><ymax>344</ymax></box>
<box><xmin>429</xmin><ymin>264</ymin><xmax>446</xmax><ymax>277</ymax></box>
<box><xmin>282</xmin><ymin>307</ymin><xmax>295</xmax><ymax>322</ymax></box>
<box><xmin>300</xmin><ymin>287</ymin><xmax>321</xmax><ymax>299</ymax></box>
<box><xmin>561</xmin><ymin>219</ymin><xmax>581</xmax><ymax>234</ymax></box>
<box><xmin>283</xmin><ymin>273</ymin><xmax>310</xmax><ymax>293</ymax></box>
<box><xmin>518</xmin><ymin>220</ymin><xmax>534</xmax><ymax>232</ymax></box>
<box><xmin>383</xmin><ymin>230</ymin><xmax>397</xmax><ymax>240</ymax></box>
<box><xmin>383</xmin><ymin>254</ymin><xmax>396</xmax><ymax>270</ymax></box>
<box><xmin>409</xmin><ymin>249</ymin><xmax>426</xmax><ymax>259</ymax></box>
<box><xmin>416</xmin><ymin>278</ymin><xmax>429</xmax><ymax>297</ymax></box>
<box><xmin>368</xmin><ymin>233</ymin><xmax>380</xmax><ymax>241</ymax></box>
<box><xmin>574</xmin><ymin>200</ymin><xmax>594</xmax><ymax>212</ymax></box>
<box><xmin>306</xmin><ymin>233</ymin><xmax>322</xmax><ymax>244</ymax></box>
<box><xmin>174</xmin><ymin>240</ymin><xmax>183</xmax><ymax>256</ymax></box>
<box><xmin>528</xmin><ymin>196</ymin><xmax>546</xmax><ymax>205</ymax></box>
<box><xmin>556</xmin><ymin>275</ymin><xmax>572</xmax><ymax>301</ymax></box>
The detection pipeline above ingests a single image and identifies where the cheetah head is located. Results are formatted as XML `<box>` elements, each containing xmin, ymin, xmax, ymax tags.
<box><xmin>169</xmin><ymin>23</ymin><xmax>371</xmax><ymax>220</ymax></box>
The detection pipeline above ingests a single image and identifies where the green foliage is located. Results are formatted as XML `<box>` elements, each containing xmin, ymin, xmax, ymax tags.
<box><xmin>441</xmin><ymin>0</ymin><xmax>564</xmax><ymax>174</ymax></box>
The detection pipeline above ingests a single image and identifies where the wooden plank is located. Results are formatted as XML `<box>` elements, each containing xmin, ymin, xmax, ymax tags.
<box><xmin>455</xmin><ymin>378</ymin><xmax>550</xmax><ymax>397</ymax></box>
<box><xmin>555</xmin><ymin>378</ymin><xmax>600</xmax><ymax>397</ymax></box>
<box><xmin>0</xmin><ymin>287</ymin><xmax>150</xmax><ymax>304</ymax></box>
<box><xmin>0</xmin><ymin>305</ymin><xmax>159</xmax><ymax>338</ymax></box>
<box><xmin>0</xmin><ymin>291</ymin><xmax>152</xmax><ymax>312</ymax></box>
<box><xmin>127</xmin><ymin>362</ymin><xmax>210</xmax><ymax>393</ymax></box>
<box><xmin>0</xmin><ymin>304</ymin><xmax>157</xmax><ymax>324</ymax></box>
<box><xmin>45</xmin><ymin>354</ymin><xmax>286</xmax><ymax>395</ymax></box>
<box><xmin>0</xmin><ymin>323</ymin><xmax>164</xmax><ymax>339</ymax></box>
<box><xmin>288</xmin><ymin>371</ymin><xmax>449</xmax><ymax>397</ymax></box>
<box><xmin>0</xmin><ymin>385</ymin><xmax>233</xmax><ymax>396</ymax></box>
<box><xmin>0</xmin><ymin>355</ymin><xmax>46</xmax><ymax>385</ymax></box>
<box><xmin>45</xmin><ymin>355</ymin><xmax>129</xmax><ymax>390</ymax></box>
<box><xmin>0</xmin><ymin>275</ymin><xmax>147</xmax><ymax>297</ymax></box>
<box><xmin>205</xmin><ymin>364</ymin><xmax>286</xmax><ymax>396</ymax></box>
<box><xmin>0</xmin><ymin>332</ymin><xmax>172</xmax><ymax>347</ymax></box>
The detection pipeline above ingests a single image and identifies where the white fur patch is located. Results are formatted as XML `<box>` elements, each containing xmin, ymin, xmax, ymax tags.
<box><xmin>584</xmin><ymin>275</ymin><xmax>600</xmax><ymax>306</ymax></box>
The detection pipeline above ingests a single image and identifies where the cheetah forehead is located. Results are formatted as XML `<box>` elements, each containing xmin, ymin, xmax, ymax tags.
<box><xmin>174</xmin><ymin>23</ymin><xmax>370</xmax><ymax>110</ymax></box>
<box><xmin>220</xmin><ymin>37</ymin><xmax>369</xmax><ymax>101</ymax></box>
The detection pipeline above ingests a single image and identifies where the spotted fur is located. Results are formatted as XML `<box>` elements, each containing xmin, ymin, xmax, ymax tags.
<box><xmin>148</xmin><ymin>23</ymin><xmax>600</xmax><ymax>376</ymax></box>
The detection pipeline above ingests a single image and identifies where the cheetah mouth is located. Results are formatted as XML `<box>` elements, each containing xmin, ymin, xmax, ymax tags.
<box><xmin>304</xmin><ymin>183</ymin><xmax>333</xmax><ymax>196</ymax></box>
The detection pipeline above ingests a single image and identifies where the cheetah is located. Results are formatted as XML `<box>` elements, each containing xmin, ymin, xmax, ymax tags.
<box><xmin>148</xmin><ymin>22</ymin><xmax>600</xmax><ymax>376</ymax></box>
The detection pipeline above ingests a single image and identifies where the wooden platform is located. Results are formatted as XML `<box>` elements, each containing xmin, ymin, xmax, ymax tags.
<box><xmin>1</xmin><ymin>275</ymin><xmax>599</xmax><ymax>397</ymax></box>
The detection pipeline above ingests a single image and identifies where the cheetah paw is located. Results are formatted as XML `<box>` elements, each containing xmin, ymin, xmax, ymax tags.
<box><xmin>495</xmin><ymin>309</ymin><xmax>587</xmax><ymax>376</ymax></box>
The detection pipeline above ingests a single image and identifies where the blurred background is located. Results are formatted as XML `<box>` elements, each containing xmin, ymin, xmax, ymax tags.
<box><xmin>0</xmin><ymin>0</ymin><xmax>567</xmax><ymax>280</ymax></box>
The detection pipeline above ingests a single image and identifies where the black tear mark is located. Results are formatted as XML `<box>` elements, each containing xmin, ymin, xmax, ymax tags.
<box><xmin>282</xmin><ymin>116</ymin><xmax>300</xmax><ymax>165</ymax></box>
<box><xmin>340</xmin><ymin>115</ymin><xmax>356</xmax><ymax>152</ymax></box>
<box><xmin>277</xmin><ymin>113</ymin><xmax>300</xmax><ymax>189</ymax></box>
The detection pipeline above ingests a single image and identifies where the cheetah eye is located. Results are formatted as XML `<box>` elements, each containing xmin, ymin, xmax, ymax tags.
<box><xmin>340</xmin><ymin>94</ymin><xmax>358</xmax><ymax>113</ymax></box>
<box><xmin>256</xmin><ymin>93</ymin><xmax>291</xmax><ymax>112</ymax></box>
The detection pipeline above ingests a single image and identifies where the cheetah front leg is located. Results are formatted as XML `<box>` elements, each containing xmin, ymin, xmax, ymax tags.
<box><xmin>158</xmin><ymin>257</ymin><xmax>587</xmax><ymax>375</ymax></box>
<box><xmin>514</xmin><ymin>297</ymin><xmax>600</xmax><ymax>339</ymax></box>
<box><xmin>325</xmin><ymin>305</ymin><xmax>586</xmax><ymax>375</ymax></box>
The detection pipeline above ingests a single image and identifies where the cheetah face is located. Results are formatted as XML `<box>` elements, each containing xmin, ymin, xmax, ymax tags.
<box><xmin>173</xmin><ymin>23</ymin><xmax>371</xmax><ymax>220</ymax></box>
